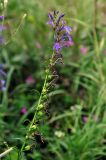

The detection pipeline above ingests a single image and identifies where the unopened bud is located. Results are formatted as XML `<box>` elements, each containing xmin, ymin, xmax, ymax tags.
<box><xmin>25</xmin><ymin>145</ymin><xmax>31</xmax><ymax>151</ymax></box>
<box><xmin>38</xmin><ymin>111</ymin><xmax>43</xmax><ymax>116</ymax></box>
<box><xmin>25</xmin><ymin>136</ymin><xmax>29</xmax><ymax>139</ymax></box>
<box><xmin>38</xmin><ymin>104</ymin><xmax>43</xmax><ymax>109</ymax></box>
<box><xmin>43</xmin><ymin>95</ymin><xmax>47</xmax><ymax>100</ymax></box>
<box><xmin>30</xmin><ymin>125</ymin><xmax>37</xmax><ymax>130</ymax></box>
<box><xmin>42</xmin><ymin>88</ymin><xmax>46</xmax><ymax>93</ymax></box>
<box><xmin>48</xmin><ymin>75</ymin><xmax>52</xmax><ymax>79</ymax></box>
<box><xmin>45</xmin><ymin>69</ymin><xmax>49</xmax><ymax>74</ymax></box>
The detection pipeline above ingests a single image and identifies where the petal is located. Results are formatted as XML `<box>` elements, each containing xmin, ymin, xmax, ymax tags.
<box><xmin>48</xmin><ymin>13</ymin><xmax>53</xmax><ymax>20</ymax></box>
<box><xmin>63</xmin><ymin>41</ymin><xmax>74</xmax><ymax>47</ymax></box>
<box><xmin>64</xmin><ymin>26</ymin><xmax>72</xmax><ymax>34</ymax></box>
<box><xmin>53</xmin><ymin>42</ymin><xmax>62</xmax><ymax>51</ymax></box>
<box><xmin>0</xmin><ymin>16</ymin><xmax>4</xmax><ymax>21</ymax></box>
<box><xmin>0</xmin><ymin>25</ymin><xmax>6</xmax><ymax>31</ymax></box>
<box><xmin>57</xmin><ymin>14</ymin><xmax>65</xmax><ymax>25</ymax></box>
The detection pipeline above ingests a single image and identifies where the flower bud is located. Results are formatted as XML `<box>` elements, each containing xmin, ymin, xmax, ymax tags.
<box><xmin>25</xmin><ymin>136</ymin><xmax>29</xmax><ymax>139</ymax></box>
<box><xmin>48</xmin><ymin>75</ymin><xmax>52</xmax><ymax>80</ymax></box>
<box><xmin>30</xmin><ymin>125</ymin><xmax>37</xmax><ymax>131</ymax></box>
<box><xmin>43</xmin><ymin>95</ymin><xmax>48</xmax><ymax>100</ymax></box>
<box><xmin>25</xmin><ymin>145</ymin><xmax>31</xmax><ymax>151</ymax></box>
<box><xmin>42</xmin><ymin>88</ymin><xmax>46</xmax><ymax>94</ymax></box>
<box><xmin>38</xmin><ymin>104</ymin><xmax>43</xmax><ymax>109</ymax></box>
<box><xmin>45</xmin><ymin>69</ymin><xmax>49</xmax><ymax>74</ymax></box>
<box><xmin>38</xmin><ymin>111</ymin><xmax>43</xmax><ymax>116</ymax></box>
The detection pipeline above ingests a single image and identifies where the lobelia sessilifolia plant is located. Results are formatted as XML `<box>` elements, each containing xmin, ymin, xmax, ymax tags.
<box><xmin>0</xmin><ymin>0</ymin><xmax>9</xmax><ymax>93</ymax></box>
<box><xmin>19</xmin><ymin>11</ymin><xmax>73</xmax><ymax>157</ymax></box>
<box><xmin>0</xmin><ymin>15</ymin><xmax>6</xmax><ymax>92</ymax></box>
<box><xmin>0</xmin><ymin>1</ymin><xmax>27</xmax><ymax>158</ymax></box>
<box><xmin>0</xmin><ymin>65</ymin><xmax>6</xmax><ymax>91</ymax></box>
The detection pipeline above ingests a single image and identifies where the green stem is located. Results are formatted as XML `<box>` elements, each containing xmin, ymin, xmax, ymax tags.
<box><xmin>20</xmin><ymin>74</ymin><xmax>48</xmax><ymax>152</ymax></box>
<box><xmin>93</xmin><ymin>0</ymin><xmax>104</xmax><ymax>82</ymax></box>
<box><xmin>20</xmin><ymin>51</ymin><xmax>55</xmax><ymax>157</ymax></box>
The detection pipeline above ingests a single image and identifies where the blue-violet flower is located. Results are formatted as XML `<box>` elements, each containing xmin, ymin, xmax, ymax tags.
<box><xmin>48</xmin><ymin>11</ymin><xmax>73</xmax><ymax>54</ymax></box>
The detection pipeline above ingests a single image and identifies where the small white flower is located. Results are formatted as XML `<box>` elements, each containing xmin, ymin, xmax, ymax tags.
<box><xmin>55</xmin><ymin>131</ymin><xmax>65</xmax><ymax>138</ymax></box>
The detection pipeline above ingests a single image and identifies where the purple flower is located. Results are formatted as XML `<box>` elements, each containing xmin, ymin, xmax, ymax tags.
<box><xmin>63</xmin><ymin>40</ymin><xmax>74</xmax><ymax>47</ymax></box>
<box><xmin>53</xmin><ymin>42</ymin><xmax>62</xmax><ymax>51</ymax></box>
<box><xmin>64</xmin><ymin>26</ymin><xmax>72</xmax><ymax>34</ymax></box>
<box><xmin>48</xmin><ymin>11</ymin><xmax>73</xmax><ymax>56</ymax></box>
<box><xmin>82</xmin><ymin>116</ymin><xmax>88</xmax><ymax>123</ymax></box>
<box><xmin>0</xmin><ymin>16</ymin><xmax>4</xmax><ymax>21</ymax></box>
<box><xmin>0</xmin><ymin>36</ymin><xmax>4</xmax><ymax>44</ymax></box>
<box><xmin>0</xmin><ymin>79</ymin><xmax>6</xmax><ymax>91</ymax></box>
<box><xmin>21</xmin><ymin>107</ymin><xmax>27</xmax><ymax>114</ymax></box>
<box><xmin>48</xmin><ymin>13</ymin><xmax>53</xmax><ymax>20</ymax></box>
<box><xmin>58</xmin><ymin>25</ymin><xmax>64</xmax><ymax>32</ymax></box>
<box><xmin>80</xmin><ymin>46</ymin><xmax>88</xmax><ymax>54</ymax></box>
<box><xmin>47</xmin><ymin>20</ymin><xmax>54</xmax><ymax>27</ymax></box>
<box><xmin>0</xmin><ymin>67</ymin><xmax>7</xmax><ymax>77</ymax></box>
<box><xmin>57</xmin><ymin>14</ymin><xmax>65</xmax><ymax>25</ymax></box>
<box><xmin>25</xmin><ymin>75</ymin><xmax>35</xmax><ymax>85</ymax></box>
<box><xmin>0</xmin><ymin>25</ymin><xmax>6</xmax><ymax>31</ymax></box>
<box><xmin>47</xmin><ymin>13</ymin><xmax>55</xmax><ymax>28</ymax></box>
<box><xmin>0</xmin><ymin>66</ymin><xmax>6</xmax><ymax>91</ymax></box>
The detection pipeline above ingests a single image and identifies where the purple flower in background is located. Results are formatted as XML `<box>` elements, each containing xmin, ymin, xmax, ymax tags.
<box><xmin>63</xmin><ymin>40</ymin><xmax>74</xmax><ymax>47</ymax></box>
<box><xmin>0</xmin><ymin>16</ymin><xmax>5</xmax><ymax>45</ymax></box>
<box><xmin>0</xmin><ymin>65</ymin><xmax>6</xmax><ymax>91</ymax></box>
<box><xmin>0</xmin><ymin>25</ymin><xmax>6</xmax><ymax>31</ymax></box>
<box><xmin>82</xmin><ymin>115</ymin><xmax>98</xmax><ymax>123</ymax></box>
<box><xmin>48</xmin><ymin>11</ymin><xmax>73</xmax><ymax>54</ymax></box>
<box><xmin>80</xmin><ymin>46</ymin><xmax>88</xmax><ymax>55</ymax></box>
<box><xmin>0</xmin><ymin>66</ymin><xmax>7</xmax><ymax>77</ymax></box>
<box><xmin>0</xmin><ymin>36</ymin><xmax>4</xmax><ymax>44</ymax></box>
<box><xmin>0</xmin><ymin>79</ymin><xmax>6</xmax><ymax>91</ymax></box>
<box><xmin>21</xmin><ymin>107</ymin><xmax>27</xmax><ymax>114</ymax></box>
<box><xmin>82</xmin><ymin>116</ymin><xmax>88</xmax><ymax>123</ymax></box>
<box><xmin>25</xmin><ymin>75</ymin><xmax>35</xmax><ymax>85</ymax></box>
<box><xmin>0</xmin><ymin>16</ymin><xmax>4</xmax><ymax>21</ymax></box>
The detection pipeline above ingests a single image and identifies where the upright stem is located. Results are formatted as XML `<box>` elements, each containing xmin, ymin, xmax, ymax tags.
<box><xmin>20</xmin><ymin>75</ymin><xmax>48</xmax><ymax>151</ymax></box>
<box><xmin>18</xmin><ymin>51</ymin><xmax>55</xmax><ymax>159</ymax></box>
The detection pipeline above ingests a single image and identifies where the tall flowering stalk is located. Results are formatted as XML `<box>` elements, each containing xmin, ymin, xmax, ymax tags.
<box><xmin>0</xmin><ymin>15</ymin><xmax>5</xmax><ymax>44</ymax></box>
<box><xmin>0</xmin><ymin>65</ymin><xmax>6</xmax><ymax>91</ymax></box>
<box><xmin>0</xmin><ymin>15</ymin><xmax>6</xmax><ymax>92</ymax></box>
<box><xmin>19</xmin><ymin>11</ymin><xmax>73</xmax><ymax>156</ymax></box>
